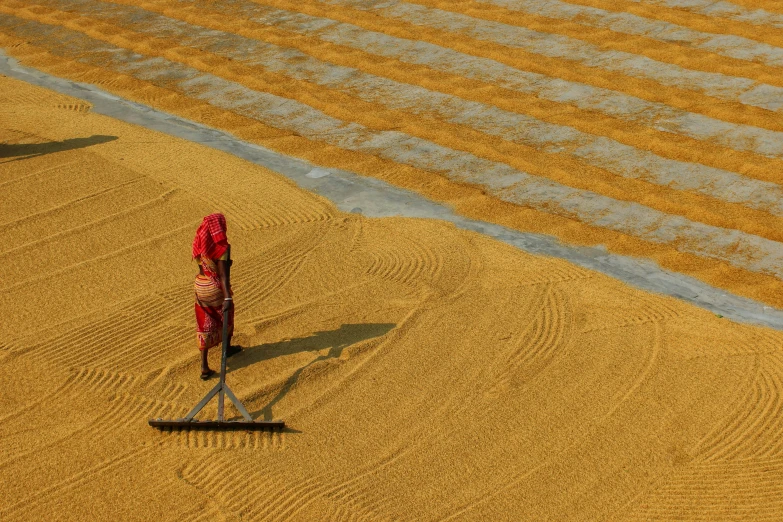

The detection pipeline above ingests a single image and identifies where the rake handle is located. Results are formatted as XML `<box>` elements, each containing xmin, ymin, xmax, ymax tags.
<box><xmin>217</xmin><ymin>247</ymin><xmax>231</xmax><ymax>421</ymax></box>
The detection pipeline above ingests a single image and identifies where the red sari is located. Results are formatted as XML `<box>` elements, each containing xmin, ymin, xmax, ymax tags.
<box><xmin>193</xmin><ymin>214</ymin><xmax>233</xmax><ymax>351</ymax></box>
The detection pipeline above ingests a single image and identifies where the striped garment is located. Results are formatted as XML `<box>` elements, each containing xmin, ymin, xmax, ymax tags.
<box><xmin>194</xmin><ymin>252</ymin><xmax>233</xmax><ymax>351</ymax></box>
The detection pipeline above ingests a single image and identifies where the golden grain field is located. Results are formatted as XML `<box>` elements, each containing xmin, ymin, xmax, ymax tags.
<box><xmin>3</xmin><ymin>1</ymin><xmax>783</xmax><ymax>520</ymax></box>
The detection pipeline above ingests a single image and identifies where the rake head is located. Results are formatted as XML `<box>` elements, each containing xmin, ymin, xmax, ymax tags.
<box><xmin>149</xmin><ymin>418</ymin><xmax>285</xmax><ymax>431</ymax></box>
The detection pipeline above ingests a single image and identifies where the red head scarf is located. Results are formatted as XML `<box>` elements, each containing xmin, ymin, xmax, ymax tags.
<box><xmin>192</xmin><ymin>213</ymin><xmax>228</xmax><ymax>259</ymax></box>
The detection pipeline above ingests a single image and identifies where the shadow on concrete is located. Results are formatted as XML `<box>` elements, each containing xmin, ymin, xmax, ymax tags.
<box><xmin>233</xmin><ymin>323</ymin><xmax>396</xmax><ymax>421</ymax></box>
<box><xmin>0</xmin><ymin>135</ymin><xmax>118</xmax><ymax>161</ymax></box>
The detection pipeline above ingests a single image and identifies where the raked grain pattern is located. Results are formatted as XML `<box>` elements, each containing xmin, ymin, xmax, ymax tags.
<box><xmin>1</xmin><ymin>76</ymin><xmax>782</xmax><ymax>520</ymax></box>
<box><xmin>3</xmin><ymin>6</ymin><xmax>783</xmax><ymax>520</ymax></box>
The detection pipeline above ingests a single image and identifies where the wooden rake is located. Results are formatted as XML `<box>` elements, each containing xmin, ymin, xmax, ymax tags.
<box><xmin>149</xmin><ymin>294</ymin><xmax>284</xmax><ymax>431</ymax></box>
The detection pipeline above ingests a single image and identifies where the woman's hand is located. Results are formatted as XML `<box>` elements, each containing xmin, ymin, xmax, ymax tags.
<box><xmin>222</xmin><ymin>298</ymin><xmax>233</xmax><ymax>312</ymax></box>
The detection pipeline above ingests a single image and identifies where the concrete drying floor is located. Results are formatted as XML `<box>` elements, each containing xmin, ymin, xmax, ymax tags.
<box><xmin>4</xmin><ymin>1</ymin><xmax>783</xmax><ymax>518</ymax></box>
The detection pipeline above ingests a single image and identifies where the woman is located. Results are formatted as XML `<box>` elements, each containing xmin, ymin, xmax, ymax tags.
<box><xmin>193</xmin><ymin>213</ymin><xmax>239</xmax><ymax>380</ymax></box>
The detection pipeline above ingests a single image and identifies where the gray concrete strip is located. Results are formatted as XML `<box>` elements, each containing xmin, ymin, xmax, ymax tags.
<box><xmin>10</xmin><ymin>1</ymin><xmax>783</xmax><ymax>214</ymax></box>
<box><xmin>3</xmin><ymin>15</ymin><xmax>783</xmax><ymax>280</ymax></box>
<box><xmin>3</xmin><ymin>50</ymin><xmax>783</xmax><ymax>330</ymax></box>
<box><xmin>480</xmin><ymin>0</ymin><xmax>783</xmax><ymax>66</ymax></box>
<box><xmin>628</xmin><ymin>0</ymin><xmax>783</xmax><ymax>29</ymax></box>
<box><xmin>321</xmin><ymin>0</ymin><xmax>783</xmax><ymax>111</ymax></box>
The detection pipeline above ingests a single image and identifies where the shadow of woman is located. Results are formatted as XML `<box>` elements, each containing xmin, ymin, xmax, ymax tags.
<box><xmin>230</xmin><ymin>323</ymin><xmax>396</xmax><ymax>421</ymax></box>
<box><xmin>0</xmin><ymin>135</ymin><xmax>118</xmax><ymax>161</ymax></box>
